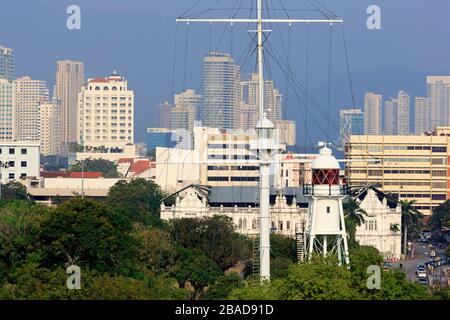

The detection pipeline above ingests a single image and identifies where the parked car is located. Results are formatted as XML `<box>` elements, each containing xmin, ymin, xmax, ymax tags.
<box><xmin>383</xmin><ymin>261</ymin><xmax>392</xmax><ymax>271</ymax></box>
<box><xmin>417</xmin><ymin>277</ymin><xmax>428</xmax><ymax>286</ymax></box>
<box><xmin>416</xmin><ymin>264</ymin><xmax>427</xmax><ymax>278</ymax></box>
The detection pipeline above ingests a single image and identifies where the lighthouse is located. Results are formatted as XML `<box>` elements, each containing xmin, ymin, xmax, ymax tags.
<box><xmin>304</xmin><ymin>144</ymin><xmax>350</xmax><ymax>266</ymax></box>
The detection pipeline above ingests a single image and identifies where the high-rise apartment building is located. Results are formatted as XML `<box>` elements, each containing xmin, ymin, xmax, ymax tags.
<box><xmin>415</xmin><ymin>97</ymin><xmax>431</xmax><ymax>134</ymax></box>
<box><xmin>339</xmin><ymin>108</ymin><xmax>364</xmax><ymax>144</ymax></box>
<box><xmin>13</xmin><ymin>77</ymin><xmax>48</xmax><ymax>142</ymax></box>
<box><xmin>56</xmin><ymin>60</ymin><xmax>85</xmax><ymax>153</ymax></box>
<box><xmin>40</xmin><ymin>100</ymin><xmax>59</xmax><ymax>155</ymax></box>
<box><xmin>0</xmin><ymin>45</ymin><xmax>14</xmax><ymax>81</ymax></box>
<box><xmin>384</xmin><ymin>98</ymin><xmax>397</xmax><ymax>135</ymax></box>
<box><xmin>0</xmin><ymin>79</ymin><xmax>15</xmax><ymax>141</ymax></box>
<box><xmin>78</xmin><ymin>72</ymin><xmax>134</xmax><ymax>150</ymax></box>
<box><xmin>345</xmin><ymin>128</ymin><xmax>450</xmax><ymax>215</ymax></box>
<box><xmin>240</xmin><ymin>73</ymin><xmax>282</xmax><ymax>130</ymax></box>
<box><xmin>203</xmin><ymin>52</ymin><xmax>241</xmax><ymax>130</ymax></box>
<box><xmin>364</xmin><ymin>92</ymin><xmax>382</xmax><ymax>135</ymax></box>
<box><xmin>397</xmin><ymin>90</ymin><xmax>410</xmax><ymax>135</ymax></box>
<box><xmin>170</xmin><ymin>89</ymin><xmax>201</xmax><ymax>131</ymax></box>
<box><xmin>156</xmin><ymin>101</ymin><xmax>171</xmax><ymax>129</ymax></box>
<box><xmin>427</xmin><ymin>76</ymin><xmax>450</xmax><ymax>129</ymax></box>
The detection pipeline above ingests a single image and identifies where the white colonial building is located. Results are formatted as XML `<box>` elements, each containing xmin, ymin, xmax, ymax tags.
<box><xmin>355</xmin><ymin>187</ymin><xmax>402</xmax><ymax>259</ymax></box>
<box><xmin>160</xmin><ymin>185</ymin><xmax>307</xmax><ymax>237</ymax></box>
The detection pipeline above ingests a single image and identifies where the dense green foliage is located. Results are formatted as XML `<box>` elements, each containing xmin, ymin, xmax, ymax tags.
<box><xmin>107</xmin><ymin>179</ymin><xmax>165</xmax><ymax>225</ymax></box>
<box><xmin>69</xmin><ymin>157</ymin><xmax>120</xmax><ymax>178</ymax></box>
<box><xmin>0</xmin><ymin>181</ymin><xmax>442</xmax><ymax>300</ymax></box>
<box><xmin>230</xmin><ymin>247</ymin><xmax>430</xmax><ymax>300</ymax></box>
<box><xmin>0</xmin><ymin>182</ymin><xmax>29</xmax><ymax>201</ymax></box>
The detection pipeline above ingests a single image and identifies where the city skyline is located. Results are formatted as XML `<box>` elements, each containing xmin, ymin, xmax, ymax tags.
<box><xmin>1</xmin><ymin>1</ymin><xmax>449</xmax><ymax>145</ymax></box>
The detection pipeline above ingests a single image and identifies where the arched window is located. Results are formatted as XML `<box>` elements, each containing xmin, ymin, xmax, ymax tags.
<box><xmin>243</xmin><ymin>218</ymin><xmax>247</xmax><ymax>230</ymax></box>
<box><xmin>103</xmin><ymin>86</ymin><xmax>109</xmax><ymax>91</ymax></box>
<box><xmin>112</xmin><ymin>86</ymin><xmax>117</xmax><ymax>91</ymax></box>
<box><xmin>252</xmin><ymin>218</ymin><xmax>257</xmax><ymax>229</ymax></box>
<box><xmin>94</xmin><ymin>86</ymin><xmax>100</xmax><ymax>90</ymax></box>
<box><xmin>238</xmin><ymin>218</ymin><xmax>243</xmax><ymax>229</ymax></box>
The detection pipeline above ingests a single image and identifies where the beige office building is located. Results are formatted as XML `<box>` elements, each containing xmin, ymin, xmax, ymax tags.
<box><xmin>56</xmin><ymin>60</ymin><xmax>84</xmax><ymax>154</ymax></box>
<box><xmin>13</xmin><ymin>76</ymin><xmax>48</xmax><ymax>142</ymax></box>
<box><xmin>77</xmin><ymin>72</ymin><xmax>134</xmax><ymax>150</ymax></box>
<box><xmin>364</xmin><ymin>92</ymin><xmax>382</xmax><ymax>135</ymax></box>
<box><xmin>345</xmin><ymin>128</ymin><xmax>450</xmax><ymax>215</ymax></box>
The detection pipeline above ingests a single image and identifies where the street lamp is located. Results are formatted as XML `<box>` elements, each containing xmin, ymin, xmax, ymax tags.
<box><xmin>0</xmin><ymin>161</ymin><xmax>10</xmax><ymax>199</ymax></box>
<box><xmin>76</xmin><ymin>159</ymin><xmax>85</xmax><ymax>198</ymax></box>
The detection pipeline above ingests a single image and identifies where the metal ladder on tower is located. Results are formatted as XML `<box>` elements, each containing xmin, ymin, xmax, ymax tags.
<box><xmin>252</xmin><ymin>234</ymin><xmax>260</xmax><ymax>279</ymax></box>
<box><xmin>296</xmin><ymin>223</ymin><xmax>305</xmax><ymax>263</ymax></box>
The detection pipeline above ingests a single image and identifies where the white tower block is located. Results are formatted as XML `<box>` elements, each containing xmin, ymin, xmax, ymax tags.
<box><xmin>304</xmin><ymin>145</ymin><xmax>350</xmax><ymax>266</ymax></box>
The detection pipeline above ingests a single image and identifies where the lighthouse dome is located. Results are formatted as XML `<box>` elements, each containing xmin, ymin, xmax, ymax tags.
<box><xmin>311</xmin><ymin>146</ymin><xmax>340</xmax><ymax>170</ymax></box>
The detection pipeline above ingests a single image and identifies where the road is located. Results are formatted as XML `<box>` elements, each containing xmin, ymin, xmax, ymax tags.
<box><xmin>391</xmin><ymin>242</ymin><xmax>447</xmax><ymax>286</ymax></box>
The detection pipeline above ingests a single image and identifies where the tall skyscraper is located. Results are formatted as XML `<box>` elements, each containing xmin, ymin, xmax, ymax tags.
<box><xmin>240</xmin><ymin>73</ymin><xmax>282</xmax><ymax>130</ymax></box>
<box><xmin>0</xmin><ymin>79</ymin><xmax>15</xmax><ymax>141</ymax></box>
<box><xmin>427</xmin><ymin>76</ymin><xmax>450</xmax><ymax>130</ymax></box>
<box><xmin>415</xmin><ymin>97</ymin><xmax>431</xmax><ymax>134</ymax></box>
<box><xmin>397</xmin><ymin>90</ymin><xmax>410</xmax><ymax>135</ymax></box>
<box><xmin>364</xmin><ymin>92</ymin><xmax>382</xmax><ymax>135</ymax></box>
<box><xmin>13</xmin><ymin>77</ymin><xmax>48</xmax><ymax>142</ymax></box>
<box><xmin>56</xmin><ymin>60</ymin><xmax>85</xmax><ymax>153</ymax></box>
<box><xmin>203</xmin><ymin>52</ymin><xmax>241</xmax><ymax>129</ymax></box>
<box><xmin>384</xmin><ymin>98</ymin><xmax>397</xmax><ymax>135</ymax></box>
<box><xmin>156</xmin><ymin>101</ymin><xmax>172</xmax><ymax>129</ymax></box>
<box><xmin>170</xmin><ymin>89</ymin><xmax>201</xmax><ymax>131</ymax></box>
<box><xmin>339</xmin><ymin>108</ymin><xmax>364</xmax><ymax>144</ymax></box>
<box><xmin>40</xmin><ymin>99</ymin><xmax>59</xmax><ymax>155</ymax></box>
<box><xmin>77</xmin><ymin>72</ymin><xmax>134</xmax><ymax>150</ymax></box>
<box><xmin>0</xmin><ymin>45</ymin><xmax>14</xmax><ymax>81</ymax></box>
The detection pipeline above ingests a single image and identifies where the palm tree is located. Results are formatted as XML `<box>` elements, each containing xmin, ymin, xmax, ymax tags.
<box><xmin>343</xmin><ymin>199</ymin><xmax>368</xmax><ymax>246</ymax></box>
<box><xmin>343</xmin><ymin>199</ymin><xmax>367</xmax><ymax>226</ymax></box>
<box><xmin>390</xmin><ymin>223</ymin><xmax>400</xmax><ymax>233</ymax></box>
<box><xmin>399</xmin><ymin>199</ymin><xmax>418</xmax><ymax>256</ymax></box>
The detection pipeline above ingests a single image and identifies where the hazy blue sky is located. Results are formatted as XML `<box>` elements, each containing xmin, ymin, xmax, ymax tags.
<box><xmin>1</xmin><ymin>0</ymin><xmax>449</xmax><ymax>146</ymax></box>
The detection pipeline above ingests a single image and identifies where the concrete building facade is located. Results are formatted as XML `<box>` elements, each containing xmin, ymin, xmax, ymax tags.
<box><xmin>13</xmin><ymin>77</ymin><xmax>48</xmax><ymax>142</ymax></box>
<box><xmin>0</xmin><ymin>142</ymin><xmax>40</xmax><ymax>183</ymax></box>
<box><xmin>364</xmin><ymin>92</ymin><xmax>382</xmax><ymax>135</ymax></box>
<box><xmin>0</xmin><ymin>79</ymin><xmax>15</xmax><ymax>141</ymax></box>
<box><xmin>77</xmin><ymin>72</ymin><xmax>134</xmax><ymax>150</ymax></box>
<box><xmin>0</xmin><ymin>45</ymin><xmax>14</xmax><ymax>81</ymax></box>
<box><xmin>415</xmin><ymin>97</ymin><xmax>431</xmax><ymax>134</ymax></box>
<box><xmin>56</xmin><ymin>60</ymin><xmax>85</xmax><ymax>154</ymax></box>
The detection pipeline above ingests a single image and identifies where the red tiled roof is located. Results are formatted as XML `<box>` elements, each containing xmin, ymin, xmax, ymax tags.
<box><xmin>89</xmin><ymin>78</ymin><xmax>109</xmax><ymax>83</ymax></box>
<box><xmin>118</xmin><ymin>158</ymin><xmax>135</xmax><ymax>164</ymax></box>
<box><xmin>130</xmin><ymin>160</ymin><xmax>150</xmax><ymax>175</ymax></box>
<box><xmin>69</xmin><ymin>172</ymin><xmax>104</xmax><ymax>178</ymax></box>
<box><xmin>41</xmin><ymin>171</ymin><xmax>104</xmax><ymax>178</ymax></box>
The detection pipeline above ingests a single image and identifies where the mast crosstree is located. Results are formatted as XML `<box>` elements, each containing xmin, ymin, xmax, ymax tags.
<box><xmin>177</xmin><ymin>1</ymin><xmax>343</xmax><ymax>282</ymax></box>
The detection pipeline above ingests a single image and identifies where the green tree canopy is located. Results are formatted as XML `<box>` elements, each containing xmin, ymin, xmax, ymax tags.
<box><xmin>203</xmin><ymin>272</ymin><xmax>243</xmax><ymax>300</ymax></box>
<box><xmin>0</xmin><ymin>182</ymin><xmax>29</xmax><ymax>202</ymax></box>
<box><xmin>170</xmin><ymin>216</ymin><xmax>252</xmax><ymax>271</ymax></box>
<box><xmin>171</xmin><ymin>247</ymin><xmax>222</xmax><ymax>300</ymax></box>
<box><xmin>107</xmin><ymin>178</ymin><xmax>166</xmax><ymax>225</ymax></box>
<box><xmin>133</xmin><ymin>224</ymin><xmax>177</xmax><ymax>274</ymax></box>
<box><xmin>69</xmin><ymin>157</ymin><xmax>120</xmax><ymax>178</ymax></box>
<box><xmin>39</xmin><ymin>197</ymin><xmax>137</xmax><ymax>275</ymax></box>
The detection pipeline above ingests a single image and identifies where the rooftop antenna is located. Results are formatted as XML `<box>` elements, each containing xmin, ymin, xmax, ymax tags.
<box><xmin>177</xmin><ymin>1</ymin><xmax>343</xmax><ymax>283</ymax></box>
